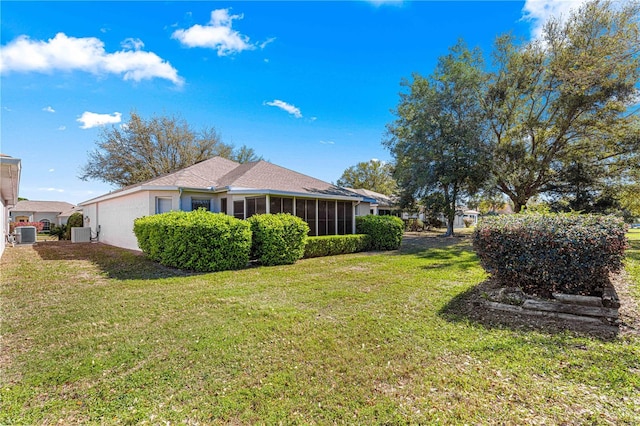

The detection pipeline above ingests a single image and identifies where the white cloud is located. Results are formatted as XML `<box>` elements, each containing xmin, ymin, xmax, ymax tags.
<box><xmin>48</xmin><ymin>168</ymin><xmax>55</xmax><ymax>172</ymax></box>
<box><xmin>259</xmin><ymin>37</ymin><xmax>276</xmax><ymax>50</ymax></box>
<box><xmin>42</xmin><ymin>106</ymin><xmax>55</xmax><ymax>113</ymax></box>
<box><xmin>38</xmin><ymin>187</ymin><xmax>65</xmax><ymax>193</ymax></box>
<box><xmin>121</xmin><ymin>37</ymin><xmax>144</xmax><ymax>51</ymax></box>
<box><xmin>77</xmin><ymin>111</ymin><xmax>122</xmax><ymax>129</ymax></box>
<box><xmin>172</xmin><ymin>8</ymin><xmax>255</xmax><ymax>56</ymax></box>
<box><xmin>0</xmin><ymin>32</ymin><xmax>183</xmax><ymax>85</ymax></box>
<box><xmin>58</xmin><ymin>125</ymin><xmax>66</xmax><ymax>131</ymax></box>
<box><xmin>320</xmin><ymin>140</ymin><xmax>335</xmax><ymax>145</ymax></box>
<box><xmin>265</xmin><ymin>99</ymin><xmax>302</xmax><ymax>118</ymax></box>
<box><xmin>522</xmin><ymin>0</ymin><xmax>588</xmax><ymax>39</ymax></box>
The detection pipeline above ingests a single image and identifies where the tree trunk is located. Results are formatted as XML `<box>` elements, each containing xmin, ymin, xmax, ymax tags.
<box><xmin>445</xmin><ymin>219</ymin><xmax>455</xmax><ymax>237</ymax></box>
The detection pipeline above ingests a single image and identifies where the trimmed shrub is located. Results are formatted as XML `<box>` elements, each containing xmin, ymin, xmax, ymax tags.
<box><xmin>64</xmin><ymin>212</ymin><xmax>84</xmax><ymax>240</ymax></box>
<box><xmin>133</xmin><ymin>210</ymin><xmax>252</xmax><ymax>272</ymax></box>
<box><xmin>356</xmin><ymin>215</ymin><xmax>404</xmax><ymax>250</ymax></box>
<box><xmin>247</xmin><ymin>213</ymin><xmax>309</xmax><ymax>266</ymax></box>
<box><xmin>473</xmin><ymin>213</ymin><xmax>629</xmax><ymax>297</ymax></box>
<box><xmin>303</xmin><ymin>234</ymin><xmax>371</xmax><ymax>258</ymax></box>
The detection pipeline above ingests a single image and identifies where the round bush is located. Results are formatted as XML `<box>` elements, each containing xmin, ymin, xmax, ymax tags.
<box><xmin>356</xmin><ymin>215</ymin><xmax>404</xmax><ymax>250</ymax></box>
<box><xmin>247</xmin><ymin>213</ymin><xmax>309</xmax><ymax>266</ymax></box>
<box><xmin>133</xmin><ymin>210</ymin><xmax>252</xmax><ymax>272</ymax></box>
<box><xmin>63</xmin><ymin>212</ymin><xmax>84</xmax><ymax>240</ymax></box>
<box><xmin>473</xmin><ymin>213</ymin><xmax>629</xmax><ymax>297</ymax></box>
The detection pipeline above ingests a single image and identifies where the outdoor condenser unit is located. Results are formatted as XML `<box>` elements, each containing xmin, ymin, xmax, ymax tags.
<box><xmin>15</xmin><ymin>226</ymin><xmax>37</xmax><ymax>244</ymax></box>
<box><xmin>71</xmin><ymin>227</ymin><xmax>92</xmax><ymax>243</ymax></box>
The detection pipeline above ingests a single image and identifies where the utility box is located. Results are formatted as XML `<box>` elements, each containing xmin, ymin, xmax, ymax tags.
<box><xmin>15</xmin><ymin>226</ymin><xmax>37</xmax><ymax>244</ymax></box>
<box><xmin>71</xmin><ymin>227</ymin><xmax>92</xmax><ymax>243</ymax></box>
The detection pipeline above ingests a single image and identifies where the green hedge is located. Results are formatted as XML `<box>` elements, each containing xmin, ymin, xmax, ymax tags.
<box><xmin>472</xmin><ymin>213</ymin><xmax>629</xmax><ymax>297</ymax></box>
<box><xmin>356</xmin><ymin>215</ymin><xmax>404</xmax><ymax>250</ymax></box>
<box><xmin>303</xmin><ymin>234</ymin><xmax>371</xmax><ymax>258</ymax></box>
<box><xmin>247</xmin><ymin>213</ymin><xmax>309</xmax><ymax>266</ymax></box>
<box><xmin>133</xmin><ymin>210</ymin><xmax>251</xmax><ymax>272</ymax></box>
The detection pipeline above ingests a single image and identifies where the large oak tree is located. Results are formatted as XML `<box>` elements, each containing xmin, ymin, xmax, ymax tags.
<box><xmin>385</xmin><ymin>42</ymin><xmax>491</xmax><ymax>236</ymax></box>
<box><xmin>80</xmin><ymin>111</ymin><xmax>260</xmax><ymax>187</ymax></box>
<box><xmin>484</xmin><ymin>0</ymin><xmax>640</xmax><ymax>212</ymax></box>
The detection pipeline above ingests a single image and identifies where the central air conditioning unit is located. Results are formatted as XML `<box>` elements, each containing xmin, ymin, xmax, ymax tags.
<box><xmin>71</xmin><ymin>227</ymin><xmax>92</xmax><ymax>243</ymax></box>
<box><xmin>15</xmin><ymin>226</ymin><xmax>37</xmax><ymax>244</ymax></box>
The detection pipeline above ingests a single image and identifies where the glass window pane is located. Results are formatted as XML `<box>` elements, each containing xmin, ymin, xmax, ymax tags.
<box><xmin>157</xmin><ymin>197</ymin><xmax>172</xmax><ymax>214</ymax></box>
<box><xmin>192</xmin><ymin>199</ymin><xmax>210</xmax><ymax>211</ymax></box>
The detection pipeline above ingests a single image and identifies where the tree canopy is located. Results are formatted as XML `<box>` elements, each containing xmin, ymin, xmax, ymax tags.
<box><xmin>385</xmin><ymin>42</ymin><xmax>490</xmax><ymax>236</ymax></box>
<box><xmin>336</xmin><ymin>159</ymin><xmax>397</xmax><ymax>196</ymax></box>
<box><xmin>484</xmin><ymin>0</ymin><xmax>640</xmax><ymax>212</ymax></box>
<box><xmin>385</xmin><ymin>0</ymin><xmax>640</xmax><ymax>219</ymax></box>
<box><xmin>80</xmin><ymin>111</ymin><xmax>261</xmax><ymax>187</ymax></box>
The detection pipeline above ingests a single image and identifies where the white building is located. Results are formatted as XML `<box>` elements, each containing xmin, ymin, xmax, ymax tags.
<box><xmin>80</xmin><ymin>157</ymin><xmax>375</xmax><ymax>251</ymax></box>
<box><xmin>0</xmin><ymin>154</ymin><xmax>21</xmax><ymax>258</ymax></box>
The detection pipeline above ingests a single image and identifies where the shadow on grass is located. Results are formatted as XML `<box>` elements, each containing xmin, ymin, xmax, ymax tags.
<box><xmin>33</xmin><ymin>241</ymin><xmax>197</xmax><ymax>281</ymax></box>
<box><xmin>396</xmin><ymin>233</ymin><xmax>479</xmax><ymax>271</ymax></box>
<box><xmin>438</xmin><ymin>279</ymin><xmax>620</xmax><ymax>341</ymax></box>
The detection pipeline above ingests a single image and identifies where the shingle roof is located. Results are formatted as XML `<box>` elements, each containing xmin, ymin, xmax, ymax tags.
<box><xmin>218</xmin><ymin>161</ymin><xmax>356</xmax><ymax>197</ymax></box>
<box><xmin>346</xmin><ymin>188</ymin><xmax>396</xmax><ymax>206</ymax></box>
<box><xmin>138</xmin><ymin>156</ymin><xmax>241</xmax><ymax>188</ymax></box>
<box><xmin>81</xmin><ymin>157</ymin><xmax>363</xmax><ymax>204</ymax></box>
<box><xmin>58</xmin><ymin>206</ymin><xmax>84</xmax><ymax>217</ymax></box>
<box><xmin>11</xmin><ymin>200</ymin><xmax>75</xmax><ymax>213</ymax></box>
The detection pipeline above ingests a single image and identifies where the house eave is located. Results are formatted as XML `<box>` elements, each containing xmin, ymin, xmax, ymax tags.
<box><xmin>79</xmin><ymin>185</ymin><xmax>183</xmax><ymax>205</ymax></box>
<box><xmin>224</xmin><ymin>187</ymin><xmax>365</xmax><ymax>202</ymax></box>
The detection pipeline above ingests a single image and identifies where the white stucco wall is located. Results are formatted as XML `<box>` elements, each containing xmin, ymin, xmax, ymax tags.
<box><xmin>355</xmin><ymin>202</ymin><xmax>371</xmax><ymax>217</ymax></box>
<box><xmin>84</xmin><ymin>192</ymin><xmax>151</xmax><ymax>251</ymax></box>
<box><xmin>1</xmin><ymin>199</ymin><xmax>7</xmax><ymax>258</ymax></box>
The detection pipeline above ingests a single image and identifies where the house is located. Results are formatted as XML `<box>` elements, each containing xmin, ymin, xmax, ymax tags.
<box><xmin>10</xmin><ymin>200</ymin><xmax>79</xmax><ymax>231</ymax></box>
<box><xmin>80</xmin><ymin>157</ymin><xmax>375</xmax><ymax>251</ymax></box>
<box><xmin>1</xmin><ymin>154</ymin><xmax>21</xmax><ymax>258</ymax></box>
<box><xmin>453</xmin><ymin>208</ymin><xmax>479</xmax><ymax>228</ymax></box>
<box><xmin>347</xmin><ymin>188</ymin><xmax>400</xmax><ymax>216</ymax></box>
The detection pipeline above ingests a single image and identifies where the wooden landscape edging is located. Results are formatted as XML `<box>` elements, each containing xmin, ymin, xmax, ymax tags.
<box><xmin>483</xmin><ymin>285</ymin><xmax>620</xmax><ymax>327</ymax></box>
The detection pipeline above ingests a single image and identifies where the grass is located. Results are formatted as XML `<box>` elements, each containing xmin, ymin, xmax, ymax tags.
<box><xmin>626</xmin><ymin>229</ymin><xmax>640</xmax><ymax>300</ymax></box>
<box><xmin>1</xmin><ymin>234</ymin><xmax>639</xmax><ymax>424</ymax></box>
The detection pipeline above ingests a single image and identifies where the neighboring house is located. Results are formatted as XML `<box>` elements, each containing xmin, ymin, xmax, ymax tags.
<box><xmin>80</xmin><ymin>157</ymin><xmax>376</xmax><ymax>251</ymax></box>
<box><xmin>1</xmin><ymin>154</ymin><xmax>21</xmax><ymax>258</ymax></box>
<box><xmin>453</xmin><ymin>208</ymin><xmax>479</xmax><ymax>228</ymax></box>
<box><xmin>10</xmin><ymin>200</ymin><xmax>78</xmax><ymax>231</ymax></box>
<box><xmin>347</xmin><ymin>188</ymin><xmax>400</xmax><ymax>216</ymax></box>
<box><xmin>402</xmin><ymin>206</ymin><xmax>479</xmax><ymax>229</ymax></box>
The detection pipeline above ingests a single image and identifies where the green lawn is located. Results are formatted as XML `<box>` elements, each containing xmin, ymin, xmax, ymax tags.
<box><xmin>1</xmin><ymin>234</ymin><xmax>639</xmax><ymax>424</ymax></box>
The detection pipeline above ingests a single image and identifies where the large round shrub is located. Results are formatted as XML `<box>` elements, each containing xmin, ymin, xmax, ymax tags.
<box><xmin>473</xmin><ymin>213</ymin><xmax>628</xmax><ymax>297</ymax></box>
<box><xmin>247</xmin><ymin>213</ymin><xmax>309</xmax><ymax>266</ymax></box>
<box><xmin>356</xmin><ymin>215</ymin><xmax>404</xmax><ymax>250</ymax></box>
<box><xmin>64</xmin><ymin>212</ymin><xmax>84</xmax><ymax>240</ymax></box>
<box><xmin>133</xmin><ymin>210</ymin><xmax>252</xmax><ymax>272</ymax></box>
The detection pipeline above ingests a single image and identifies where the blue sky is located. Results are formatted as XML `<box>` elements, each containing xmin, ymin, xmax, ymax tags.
<box><xmin>1</xmin><ymin>1</ymin><xmax>587</xmax><ymax>205</ymax></box>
